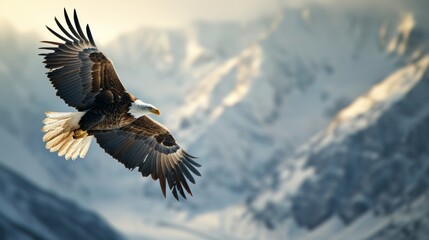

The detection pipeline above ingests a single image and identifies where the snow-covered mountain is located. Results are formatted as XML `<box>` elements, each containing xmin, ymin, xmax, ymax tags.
<box><xmin>246</xmin><ymin>48</ymin><xmax>429</xmax><ymax>240</ymax></box>
<box><xmin>166</xmin><ymin>3</ymin><xmax>420</xmax><ymax>212</ymax></box>
<box><xmin>1</xmin><ymin>0</ymin><xmax>428</xmax><ymax>239</ymax></box>
<box><xmin>0</xmin><ymin>164</ymin><xmax>123</xmax><ymax>240</ymax></box>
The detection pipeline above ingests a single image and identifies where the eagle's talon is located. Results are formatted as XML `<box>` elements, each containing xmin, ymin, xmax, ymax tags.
<box><xmin>73</xmin><ymin>129</ymin><xmax>88</xmax><ymax>139</ymax></box>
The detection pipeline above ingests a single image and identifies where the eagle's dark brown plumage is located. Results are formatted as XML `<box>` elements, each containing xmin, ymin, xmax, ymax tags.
<box><xmin>40</xmin><ymin>9</ymin><xmax>200</xmax><ymax>200</ymax></box>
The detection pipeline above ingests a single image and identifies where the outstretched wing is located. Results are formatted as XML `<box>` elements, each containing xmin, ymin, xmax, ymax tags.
<box><xmin>92</xmin><ymin>116</ymin><xmax>201</xmax><ymax>200</ymax></box>
<box><xmin>40</xmin><ymin>9</ymin><xmax>125</xmax><ymax>111</ymax></box>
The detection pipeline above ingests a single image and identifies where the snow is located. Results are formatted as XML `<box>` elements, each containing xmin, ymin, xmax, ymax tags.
<box><xmin>247</xmin><ymin>53</ymin><xmax>429</xmax><ymax>239</ymax></box>
<box><xmin>251</xmin><ymin>156</ymin><xmax>315</xmax><ymax>211</ymax></box>
<box><xmin>386</xmin><ymin>13</ymin><xmax>415</xmax><ymax>55</ymax></box>
<box><xmin>324</xmin><ymin>55</ymin><xmax>429</xmax><ymax>145</ymax></box>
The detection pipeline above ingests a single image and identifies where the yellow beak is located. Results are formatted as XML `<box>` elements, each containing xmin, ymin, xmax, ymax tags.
<box><xmin>151</xmin><ymin>108</ymin><xmax>161</xmax><ymax>116</ymax></box>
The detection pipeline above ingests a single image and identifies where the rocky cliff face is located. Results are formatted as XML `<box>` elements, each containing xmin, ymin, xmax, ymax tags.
<box><xmin>294</xmin><ymin>56</ymin><xmax>429</xmax><ymax>228</ymax></box>
<box><xmin>247</xmin><ymin>55</ymin><xmax>429</xmax><ymax>239</ymax></box>
<box><xmin>0</xmin><ymin>164</ymin><xmax>123</xmax><ymax>240</ymax></box>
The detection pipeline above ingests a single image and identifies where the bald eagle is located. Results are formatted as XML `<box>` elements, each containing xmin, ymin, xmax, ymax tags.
<box><xmin>40</xmin><ymin>9</ymin><xmax>200</xmax><ymax>200</ymax></box>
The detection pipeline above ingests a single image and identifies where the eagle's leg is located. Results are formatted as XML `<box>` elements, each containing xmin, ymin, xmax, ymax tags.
<box><xmin>76</xmin><ymin>110</ymin><xmax>105</xmax><ymax>139</ymax></box>
<box><xmin>73</xmin><ymin>129</ymin><xmax>88</xmax><ymax>139</ymax></box>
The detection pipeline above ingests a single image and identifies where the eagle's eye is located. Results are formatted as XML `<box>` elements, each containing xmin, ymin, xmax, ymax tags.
<box><xmin>148</xmin><ymin>107</ymin><xmax>153</xmax><ymax>111</ymax></box>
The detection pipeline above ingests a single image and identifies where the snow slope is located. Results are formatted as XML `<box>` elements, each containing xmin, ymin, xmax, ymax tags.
<box><xmin>169</xmin><ymin>4</ymin><xmax>406</xmax><ymax>212</ymax></box>
<box><xmin>246</xmin><ymin>54</ymin><xmax>429</xmax><ymax>239</ymax></box>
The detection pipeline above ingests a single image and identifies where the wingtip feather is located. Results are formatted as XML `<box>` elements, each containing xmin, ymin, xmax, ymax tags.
<box><xmin>73</xmin><ymin>9</ymin><xmax>89</xmax><ymax>42</ymax></box>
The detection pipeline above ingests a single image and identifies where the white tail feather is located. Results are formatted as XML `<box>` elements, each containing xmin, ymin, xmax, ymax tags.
<box><xmin>42</xmin><ymin>112</ymin><xmax>93</xmax><ymax>160</ymax></box>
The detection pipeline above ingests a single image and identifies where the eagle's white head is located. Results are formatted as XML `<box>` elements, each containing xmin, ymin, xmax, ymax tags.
<box><xmin>129</xmin><ymin>99</ymin><xmax>161</xmax><ymax>118</ymax></box>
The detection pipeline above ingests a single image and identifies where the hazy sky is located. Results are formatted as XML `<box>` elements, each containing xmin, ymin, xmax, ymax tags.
<box><xmin>0</xmin><ymin>0</ymin><xmax>294</xmax><ymax>43</ymax></box>
<box><xmin>0</xmin><ymin>0</ymin><xmax>408</xmax><ymax>44</ymax></box>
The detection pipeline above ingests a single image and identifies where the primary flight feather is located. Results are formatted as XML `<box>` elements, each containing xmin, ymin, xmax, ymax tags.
<box><xmin>40</xmin><ymin>9</ymin><xmax>201</xmax><ymax>200</ymax></box>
